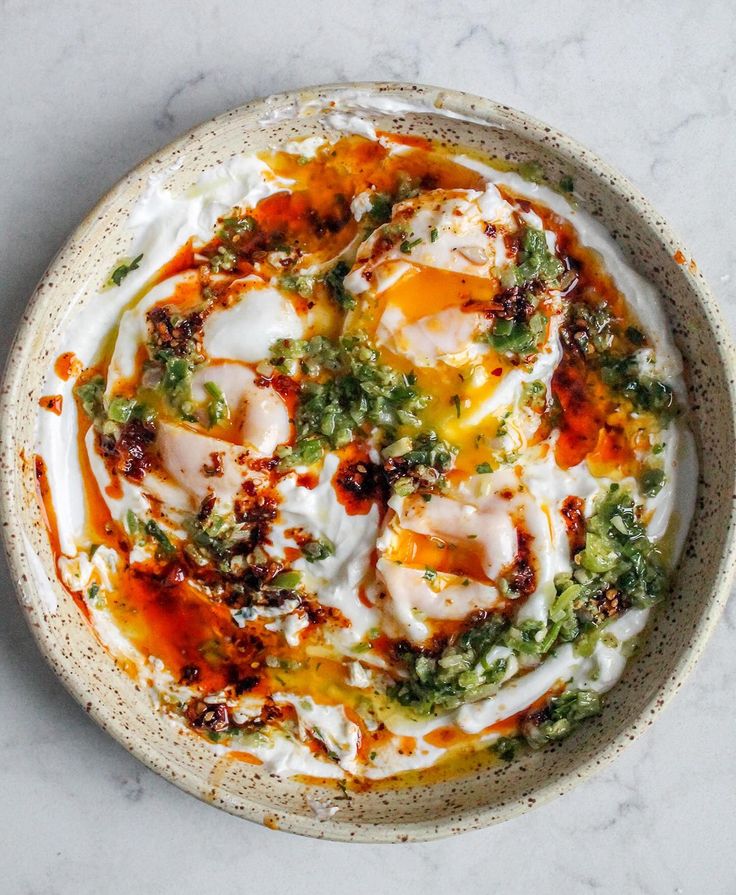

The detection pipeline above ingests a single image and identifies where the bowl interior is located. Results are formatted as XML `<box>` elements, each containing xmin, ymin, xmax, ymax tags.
<box><xmin>2</xmin><ymin>83</ymin><xmax>735</xmax><ymax>842</ymax></box>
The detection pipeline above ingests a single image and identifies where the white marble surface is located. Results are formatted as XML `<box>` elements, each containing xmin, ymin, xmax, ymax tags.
<box><xmin>1</xmin><ymin>1</ymin><xmax>735</xmax><ymax>892</ymax></box>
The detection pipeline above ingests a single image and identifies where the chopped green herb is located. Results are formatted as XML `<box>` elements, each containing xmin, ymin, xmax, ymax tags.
<box><xmin>568</xmin><ymin>302</ymin><xmax>614</xmax><ymax>355</ymax></box>
<box><xmin>400</xmin><ymin>236</ymin><xmax>422</xmax><ymax>254</ymax></box>
<box><xmin>125</xmin><ymin>510</ymin><xmax>142</xmax><ymax>539</ymax></box>
<box><xmin>276</xmin><ymin>436</ymin><xmax>325</xmax><ymax>470</ymax></box>
<box><xmin>336</xmin><ymin>780</ymin><xmax>352</xmax><ymax>800</ymax></box>
<box><xmin>486</xmin><ymin>312</ymin><xmax>548</xmax><ymax>358</ymax></box>
<box><xmin>107</xmin><ymin>395</ymin><xmax>136</xmax><ymax>424</ymax></box>
<box><xmin>323</xmin><ymin>261</ymin><xmax>356</xmax><ymax>311</ymax></box>
<box><xmin>522</xmin><ymin>690</ymin><xmax>602</xmax><ymax>749</ymax></box>
<box><xmin>600</xmin><ymin>354</ymin><xmax>676</xmax><ymax>422</ymax></box>
<box><xmin>568</xmin><ymin>484</ymin><xmax>666</xmax><ymax>617</ymax></box>
<box><xmin>430</xmin><ymin>227</ymin><xmax>439</xmax><ymax>243</ymax></box>
<box><xmin>395</xmin><ymin>171</ymin><xmax>420</xmax><ymax>201</ymax></box>
<box><xmin>507</xmin><ymin>226</ymin><xmax>564</xmax><ymax>288</ymax></box>
<box><xmin>110</xmin><ymin>254</ymin><xmax>143</xmax><ymax>287</ymax></box>
<box><xmin>270</xmin><ymin>570</ymin><xmax>302</xmax><ymax>590</ymax></box>
<box><xmin>209</xmin><ymin>246</ymin><xmax>237</xmax><ymax>272</ymax></box>
<box><xmin>203</xmin><ymin>381</ymin><xmax>230</xmax><ymax>428</ymax></box>
<box><xmin>559</xmin><ymin>175</ymin><xmax>574</xmax><ymax>193</ymax></box>
<box><xmin>506</xmin><ymin>484</ymin><xmax>671</xmax><ymax>663</ymax></box>
<box><xmin>280</xmin><ymin>274</ymin><xmax>314</xmax><ymax>297</ymax></box>
<box><xmin>271</xmin><ymin>333</ymin><xmax>429</xmax><ymax>454</ymax></box>
<box><xmin>183</xmin><ymin>511</ymin><xmax>248</xmax><ymax>571</ymax></box>
<box><xmin>491</xmin><ymin>736</ymin><xmax>521</xmax><ymax>762</ymax></box>
<box><xmin>502</xmin><ymin>618</ymin><xmax>547</xmax><ymax>656</ymax></box>
<box><xmin>75</xmin><ymin>376</ymin><xmax>106</xmax><ymax>422</ymax></box>
<box><xmin>521</xmin><ymin>379</ymin><xmax>546</xmax><ymax>412</ymax></box>
<box><xmin>382</xmin><ymin>431</ymin><xmax>456</xmax><ymax>496</ymax></box>
<box><xmin>423</xmin><ymin>567</ymin><xmax>437</xmax><ymax>582</ymax></box>
<box><xmin>517</xmin><ymin>161</ymin><xmax>545</xmax><ymax>184</ymax></box>
<box><xmin>476</xmin><ymin>462</ymin><xmax>492</xmax><ymax>474</ymax></box>
<box><xmin>383</xmin><ymin>436</ymin><xmax>413</xmax><ymax>458</ymax></box>
<box><xmin>367</xmin><ymin>192</ymin><xmax>393</xmax><ymax>225</ymax></box>
<box><xmin>154</xmin><ymin>349</ymin><xmax>198</xmax><ymax>420</ymax></box>
<box><xmin>218</xmin><ymin>215</ymin><xmax>257</xmax><ymax>242</ymax></box>
<box><xmin>391</xmin><ymin>615</ymin><xmax>510</xmax><ymax>713</ymax></box>
<box><xmin>301</xmin><ymin>538</ymin><xmax>335</xmax><ymax>563</ymax></box>
<box><xmin>640</xmin><ymin>466</ymin><xmax>665</xmax><ymax>497</ymax></box>
<box><xmin>144</xmin><ymin>519</ymin><xmax>175</xmax><ymax>557</ymax></box>
<box><xmin>77</xmin><ymin>378</ymin><xmax>156</xmax><ymax>433</ymax></box>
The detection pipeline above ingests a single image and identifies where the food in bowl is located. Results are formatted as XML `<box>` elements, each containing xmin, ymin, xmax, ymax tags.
<box><xmin>36</xmin><ymin>120</ymin><xmax>696</xmax><ymax>785</ymax></box>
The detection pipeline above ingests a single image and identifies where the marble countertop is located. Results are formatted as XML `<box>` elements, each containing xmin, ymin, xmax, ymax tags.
<box><xmin>2</xmin><ymin>2</ymin><xmax>735</xmax><ymax>892</ymax></box>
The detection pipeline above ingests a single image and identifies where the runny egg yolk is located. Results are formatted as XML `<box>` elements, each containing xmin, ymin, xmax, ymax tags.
<box><xmin>347</xmin><ymin>263</ymin><xmax>532</xmax><ymax>474</ymax></box>
<box><xmin>386</xmin><ymin>526</ymin><xmax>491</xmax><ymax>584</ymax></box>
<box><xmin>351</xmin><ymin>264</ymin><xmax>499</xmax><ymax>336</ymax></box>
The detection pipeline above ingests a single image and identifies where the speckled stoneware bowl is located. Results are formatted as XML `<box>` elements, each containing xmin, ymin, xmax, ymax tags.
<box><xmin>2</xmin><ymin>83</ymin><xmax>735</xmax><ymax>842</ymax></box>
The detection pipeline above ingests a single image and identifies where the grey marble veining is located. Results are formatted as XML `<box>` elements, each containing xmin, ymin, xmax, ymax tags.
<box><xmin>1</xmin><ymin>1</ymin><xmax>735</xmax><ymax>892</ymax></box>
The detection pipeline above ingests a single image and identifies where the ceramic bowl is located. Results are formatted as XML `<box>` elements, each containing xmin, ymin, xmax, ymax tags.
<box><xmin>2</xmin><ymin>83</ymin><xmax>735</xmax><ymax>842</ymax></box>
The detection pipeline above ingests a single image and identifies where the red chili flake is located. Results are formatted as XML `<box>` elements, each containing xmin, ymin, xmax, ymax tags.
<box><xmin>268</xmin><ymin>373</ymin><xmax>299</xmax><ymax>400</ymax></box>
<box><xmin>492</xmin><ymin>367</ymin><xmax>503</xmax><ymax>377</ymax></box>
<box><xmin>335</xmin><ymin>458</ymin><xmax>386</xmax><ymax>514</ymax></box>
<box><xmin>507</xmin><ymin>529</ymin><xmax>536</xmax><ymax>598</ymax></box>
<box><xmin>179</xmin><ymin>664</ymin><xmax>200</xmax><ymax>685</ymax></box>
<box><xmin>147</xmin><ymin>306</ymin><xmax>204</xmax><ymax>357</ymax></box>
<box><xmin>259</xmin><ymin>700</ymin><xmax>283</xmax><ymax>724</ymax></box>
<box><xmin>162</xmin><ymin>564</ymin><xmax>186</xmax><ymax>587</ymax></box>
<box><xmin>198</xmin><ymin>492</ymin><xmax>216</xmax><ymax>521</ymax></box>
<box><xmin>202</xmin><ymin>451</ymin><xmax>225</xmax><ymax>478</ymax></box>
<box><xmin>560</xmin><ymin>495</ymin><xmax>586</xmax><ymax>555</ymax></box>
<box><xmin>595</xmin><ymin>587</ymin><xmax>627</xmax><ymax>619</ymax></box>
<box><xmin>114</xmin><ymin>419</ymin><xmax>155</xmax><ymax>481</ymax></box>
<box><xmin>296</xmin><ymin>472</ymin><xmax>318</xmax><ymax>489</ymax></box>
<box><xmin>194</xmin><ymin>703</ymin><xmax>230</xmax><ymax>732</ymax></box>
<box><xmin>233</xmin><ymin>675</ymin><xmax>260</xmax><ymax>695</ymax></box>
<box><xmin>303</xmin><ymin>600</ymin><xmax>341</xmax><ymax>626</ymax></box>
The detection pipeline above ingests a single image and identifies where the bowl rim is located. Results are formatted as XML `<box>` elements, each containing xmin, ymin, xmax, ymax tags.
<box><xmin>2</xmin><ymin>80</ymin><xmax>735</xmax><ymax>842</ymax></box>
